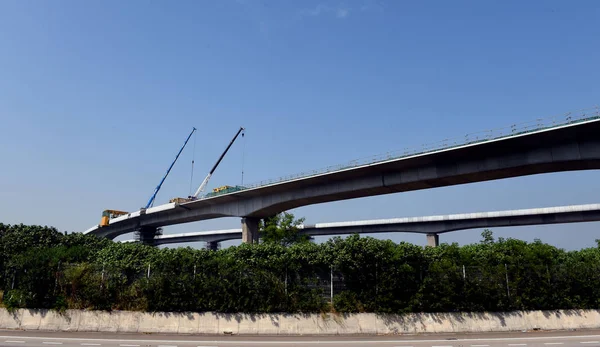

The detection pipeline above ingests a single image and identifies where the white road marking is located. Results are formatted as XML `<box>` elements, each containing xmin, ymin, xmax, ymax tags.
<box><xmin>0</xmin><ymin>335</ymin><xmax>599</xmax><ymax>345</ymax></box>
<box><xmin>581</xmin><ymin>343</ymin><xmax>600</xmax><ymax>345</ymax></box>
<box><xmin>5</xmin><ymin>341</ymin><xmax>25</xmax><ymax>344</ymax></box>
<box><xmin>43</xmin><ymin>343</ymin><xmax>62</xmax><ymax>345</ymax></box>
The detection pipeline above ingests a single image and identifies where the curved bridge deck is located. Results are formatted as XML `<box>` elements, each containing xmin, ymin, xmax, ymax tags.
<box><xmin>88</xmin><ymin>110</ymin><xmax>600</xmax><ymax>240</ymax></box>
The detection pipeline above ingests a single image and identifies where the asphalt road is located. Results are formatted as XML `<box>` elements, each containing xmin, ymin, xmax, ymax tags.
<box><xmin>1</xmin><ymin>329</ymin><xmax>600</xmax><ymax>347</ymax></box>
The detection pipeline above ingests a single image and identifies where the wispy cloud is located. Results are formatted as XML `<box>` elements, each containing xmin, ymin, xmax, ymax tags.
<box><xmin>302</xmin><ymin>3</ymin><xmax>352</xmax><ymax>19</ymax></box>
<box><xmin>336</xmin><ymin>7</ymin><xmax>349</xmax><ymax>18</ymax></box>
<box><xmin>301</xmin><ymin>1</ymin><xmax>382</xmax><ymax>19</ymax></box>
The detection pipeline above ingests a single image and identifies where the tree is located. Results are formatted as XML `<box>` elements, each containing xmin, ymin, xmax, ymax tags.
<box><xmin>4</xmin><ymin>221</ymin><xmax>600</xmax><ymax>314</ymax></box>
<box><xmin>481</xmin><ymin>229</ymin><xmax>495</xmax><ymax>244</ymax></box>
<box><xmin>260</xmin><ymin>212</ymin><xmax>310</xmax><ymax>246</ymax></box>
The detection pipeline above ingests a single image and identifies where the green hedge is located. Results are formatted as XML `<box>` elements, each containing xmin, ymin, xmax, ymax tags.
<box><xmin>1</xmin><ymin>223</ymin><xmax>600</xmax><ymax>313</ymax></box>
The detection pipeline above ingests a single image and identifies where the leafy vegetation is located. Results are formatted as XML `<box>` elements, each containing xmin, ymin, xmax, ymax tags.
<box><xmin>1</xmin><ymin>222</ymin><xmax>600</xmax><ymax>313</ymax></box>
<box><xmin>259</xmin><ymin>212</ymin><xmax>311</xmax><ymax>246</ymax></box>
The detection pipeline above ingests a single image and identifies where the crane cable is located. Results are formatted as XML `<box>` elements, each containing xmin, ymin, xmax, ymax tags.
<box><xmin>241</xmin><ymin>129</ymin><xmax>246</xmax><ymax>186</ymax></box>
<box><xmin>189</xmin><ymin>130</ymin><xmax>197</xmax><ymax>197</ymax></box>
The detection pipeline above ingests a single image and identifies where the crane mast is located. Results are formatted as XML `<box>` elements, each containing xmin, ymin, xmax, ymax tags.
<box><xmin>192</xmin><ymin>126</ymin><xmax>245</xmax><ymax>198</ymax></box>
<box><xmin>170</xmin><ymin>126</ymin><xmax>245</xmax><ymax>204</ymax></box>
<box><xmin>145</xmin><ymin>127</ymin><xmax>196</xmax><ymax>209</ymax></box>
<box><xmin>100</xmin><ymin>127</ymin><xmax>196</xmax><ymax>227</ymax></box>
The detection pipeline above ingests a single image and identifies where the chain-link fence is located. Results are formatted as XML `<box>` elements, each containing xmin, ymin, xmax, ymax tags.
<box><xmin>3</xmin><ymin>261</ymin><xmax>600</xmax><ymax>313</ymax></box>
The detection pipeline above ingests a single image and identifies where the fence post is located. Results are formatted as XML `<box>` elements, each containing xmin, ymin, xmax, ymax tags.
<box><xmin>285</xmin><ymin>267</ymin><xmax>288</xmax><ymax>296</ymax></box>
<box><xmin>54</xmin><ymin>261</ymin><xmax>61</xmax><ymax>295</ymax></box>
<box><xmin>505</xmin><ymin>263</ymin><xmax>510</xmax><ymax>299</ymax></box>
<box><xmin>193</xmin><ymin>264</ymin><xmax>197</xmax><ymax>279</ymax></box>
<box><xmin>147</xmin><ymin>264</ymin><xmax>151</xmax><ymax>279</ymax></box>
<box><xmin>375</xmin><ymin>263</ymin><xmax>378</xmax><ymax>295</ymax></box>
<box><xmin>462</xmin><ymin>265</ymin><xmax>466</xmax><ymax>280</ymax></box>
<box><xmin>330</xmin><ymin>265</ymin><xmax>334</xmax><ymax>305</ymax></box>
<box><xmin>101</xmin><ymin>265</ymin><xmax>105</xmax><ymax>290</ymax></box>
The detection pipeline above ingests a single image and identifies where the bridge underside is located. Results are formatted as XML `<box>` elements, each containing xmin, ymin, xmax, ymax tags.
<box><xmin>144</xmin><ymin>204</ymin><xmax>600</xmax><ymax>247</ymax></box>
<box><xmin>94</xmin><ymin>119</ymin><xmax>600</xmax><ymax>241</ymax></box>
<box><xmin>304</xmin><ymin>208</ymin><xmax>600</xmax><ymax>236</ymax></box>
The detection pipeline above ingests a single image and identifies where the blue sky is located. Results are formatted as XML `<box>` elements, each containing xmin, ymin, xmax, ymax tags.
<box><xmin>1</xmin><ymin>0</ymin><xmax>600</xmax><ymax>250</ymax></box>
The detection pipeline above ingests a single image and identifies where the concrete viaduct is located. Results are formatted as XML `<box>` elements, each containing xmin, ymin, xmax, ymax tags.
<box><xmin>85</xmin><ymin>111</ymin><xmax>600</xmax><ymax>244</ymax></box>
<box><xmin>122</xmin><ymin>203</ymin><xmax>600</xmax><ymax>248</ymax></box>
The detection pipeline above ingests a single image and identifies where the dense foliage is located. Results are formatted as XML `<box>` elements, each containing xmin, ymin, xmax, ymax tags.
<box><xmin>260</xmin><ymin>212</ymin><xmax>311</xmax><ymax>246</ymax></box>
<box><xmin>1</xmin><ymin>222</ymin><xmax>600</xmax><ymax>313</ymax></box>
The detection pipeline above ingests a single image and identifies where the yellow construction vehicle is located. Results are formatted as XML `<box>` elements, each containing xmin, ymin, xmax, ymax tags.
<box><xmin>100</xmin><ymin>209</ymin><xmax>128</xmax><ymax>227</ymax></box>
<box><xmin>213</xmin><ymin>185</ymin><xmax>233</xmax><ymax>193</ymax></box>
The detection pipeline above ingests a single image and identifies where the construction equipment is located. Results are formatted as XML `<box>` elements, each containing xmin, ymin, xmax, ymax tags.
<box><xmin>213</xmin><ymin>185</ymin><xmax>234</xmax><ymax>193</ymax></box>
<box><xmin>170</xmin><ymin>126</ymin><xmax>245</xmax><ymax>203</ymax></box>
<box><xmin>204</xmin><ymin>185</ymin><xmax>246</xmax><ymax>198</ymax></box>
<box><xmin>99</xmin><ymin>127</ymin><xmax>196</xmax><ymax>227</ymax></box>
<box><xmin>99</xmin><ymin>210</ymin><xmax>128</xmax><ymax>227</ymax></box>
<box><xmin>145</xmin><ymin>127</ymin><xmax>196</xmax><ymax>209</ymax></box>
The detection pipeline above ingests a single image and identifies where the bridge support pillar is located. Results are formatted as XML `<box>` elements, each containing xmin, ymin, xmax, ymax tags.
<box><xmin>136</xmin><ymin>226</ymin><xmax>162</xmax><ymax>246</ymax></box>
<box><xmin>426</xmin><ymin>233</ymin><xmax>439</xmax><ymax>247</ymax></box>
<box><xmin>205</xmin><ymin>241</ymin><xmax>220</xmax><ymax>251</ymax></box>
<box><xmin>241</xmin><ymin>217</ymin><xmax>259</xmax><ymax>244</ymax></box>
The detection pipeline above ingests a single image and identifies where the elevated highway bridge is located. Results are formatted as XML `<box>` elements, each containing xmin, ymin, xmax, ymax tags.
<box><xmin>120</xmin><ymin>203</ymin><xmax>600</xmax><ymax>248</ymax></box>
<box><xmin>86</xmin><ymin>109</ymin><xmax>600</xmax><ymax>243</ymax></box>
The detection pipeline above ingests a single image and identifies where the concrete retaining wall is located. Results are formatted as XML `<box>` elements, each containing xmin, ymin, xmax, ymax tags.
<box><xmin>0</xmin><ymin>309</ymin><xmax>599</xmax><ymax>335</ymax></box>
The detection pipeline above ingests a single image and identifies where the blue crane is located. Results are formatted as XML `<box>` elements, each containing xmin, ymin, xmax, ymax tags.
<box><xmin>169</xmin><ymin>126</ymin><xmax>245</xmax><ymax>204</ymax></box>
<box><xmin>144</xmin><ymin>127</ymin><xmax>196</xmax><ymax>209</ymax></box>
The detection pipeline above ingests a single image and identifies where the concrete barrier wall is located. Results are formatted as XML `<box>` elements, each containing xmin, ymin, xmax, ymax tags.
<box><xmin>1</xmin><ymin>308</ymin><xmax>599</xmax><ymax>335</ymax></box>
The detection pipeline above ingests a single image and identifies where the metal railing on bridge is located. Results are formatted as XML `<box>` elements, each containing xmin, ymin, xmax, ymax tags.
<box><xmin>206</xmin><ymin>107</ymin><xmax>600</xmax><ymax>198</ymax></box>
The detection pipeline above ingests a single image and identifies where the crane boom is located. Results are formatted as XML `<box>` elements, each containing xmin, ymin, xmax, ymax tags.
<box><xmin>192</xmin><ymin>126</ymin><xmax>245</xmax><ymax>198</ymax></box>
<box><xmin>193</xmin><ymin>172</ymin><xmax>212</xmax><ymax>200</ymax></box>
<box><xmin>145</xmin><ymin>127</ymin><xmax>196</xmax><ymax>209</ymax></box>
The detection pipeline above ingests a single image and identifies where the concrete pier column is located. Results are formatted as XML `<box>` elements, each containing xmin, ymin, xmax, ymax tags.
<box><xmin>241</xmin><ymin>217</ymin><xmax>260</xmax><ymax>244</ymax></box>
<box><xmin>426</xmin><ymin>233</ymin><xmax>439</xmax><ymax>247</ymax></box>
<box><xmin>205</xmin><ymin>241</ymin><xmax>220</xmax><ymax>251</ymax></box>
<box><xmin>136</xmin><ymin>226</ymin><xmax>162</xmax><ymax>246</ymax></box>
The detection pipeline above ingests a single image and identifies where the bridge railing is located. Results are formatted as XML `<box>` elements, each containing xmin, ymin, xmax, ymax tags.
<box><xmin>205</xmin><ymin>107</ymin><xmax>600</xmax><ymax>198</ymax></box>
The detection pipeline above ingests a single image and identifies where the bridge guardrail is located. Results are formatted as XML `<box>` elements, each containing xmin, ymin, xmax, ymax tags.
<box><xmin>205</xmin><ymin>107</ymin><xmax>600</xmax><ymax>198</ymax></box>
